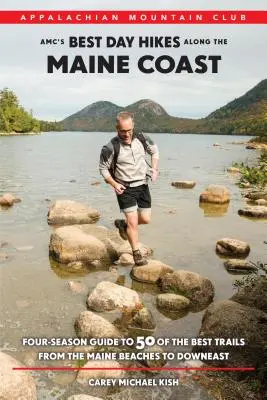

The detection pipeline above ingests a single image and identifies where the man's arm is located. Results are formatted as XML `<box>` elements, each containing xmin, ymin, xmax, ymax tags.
<box><xmin>143</xmin><ymin>134</ymin><xmax>159</xmax><ymax>182</ymax></box>
<box><xmin>99</xmin><ymin>144</ymin><xmax>126</xmax><ymax>194</ymax></box>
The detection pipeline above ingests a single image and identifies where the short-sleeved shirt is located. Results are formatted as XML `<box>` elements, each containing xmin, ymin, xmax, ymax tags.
<box><xmin>99</xmin><ymin>133</ymin><xmax>159</xmax><ymax>187</ymax></box>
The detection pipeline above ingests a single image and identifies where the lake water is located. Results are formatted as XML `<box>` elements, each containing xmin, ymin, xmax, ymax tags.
<box><xmin>0</xmin><ymin>132</ymin><xmax>266</xmax><ymax>399</ymax></box>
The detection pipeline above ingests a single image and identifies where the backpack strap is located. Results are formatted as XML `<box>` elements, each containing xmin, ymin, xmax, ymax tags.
<box><xmin>110</xmin><ymin>136</ymin><xmax>120</xmax><ymax>178</ymax></box>
<box><xmin>134</xmin><ymin>131</ymin><xmax>148</xmax><ymax>152</ymax></box>
<box><xmin>134</xmin><ymin>131</ymin><xmax>152</xmax><ymax>171</ymax></box>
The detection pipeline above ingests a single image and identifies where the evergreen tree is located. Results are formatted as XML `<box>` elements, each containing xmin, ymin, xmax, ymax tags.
<box><xmin>0</xmin><ymin>88</ymin><xmax>40</xmax><ymax>133</ymax></box>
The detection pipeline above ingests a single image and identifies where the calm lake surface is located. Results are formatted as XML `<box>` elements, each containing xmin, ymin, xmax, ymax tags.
<box><xmin>0</xmin><ymin>132</ymin><xmax>266</xmax><ymax>399</ymax></box>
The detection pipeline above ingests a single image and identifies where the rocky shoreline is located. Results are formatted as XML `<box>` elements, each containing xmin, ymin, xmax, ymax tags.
<box><xmin>1</xmin><ymin>178</ymin><xmax>266</xmax><ymax>399</ymax></box>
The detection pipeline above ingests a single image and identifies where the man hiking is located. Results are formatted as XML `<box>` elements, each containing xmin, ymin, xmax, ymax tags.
<box><xmin>99</xmin><ymin>111</ymin><xmax>159</xmax><ymax>266</ymax></box>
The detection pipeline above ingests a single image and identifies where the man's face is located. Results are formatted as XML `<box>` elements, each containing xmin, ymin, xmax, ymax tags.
<box><xmin>117</xmin><ymin>118</ymin><xmax>134</xmax><ymax>144</ymax></box>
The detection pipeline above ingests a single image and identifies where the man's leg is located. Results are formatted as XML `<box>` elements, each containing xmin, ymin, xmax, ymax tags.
<box><xmin>138</xmin><ymin>209</ymin><xmax>151</xmax><ymax>225</ymax></box>
<box><xmin>115</xmin><ymin>186</ymin><xmax>148</xmax><ymax>266</ymax></box>
<box><xmin>124</xmin><ymin>210</ymin><xmax>147</xmax><ymax>266</ymax></box>
<box><xmin>124</xmin><ymin>211</ymin><xmax>139</xmax><ymax>251</ymax></box>
<box><xmin>137</xmin><ymin>185</ymin><xmax>152</xmax><ymax>226</ymax></box>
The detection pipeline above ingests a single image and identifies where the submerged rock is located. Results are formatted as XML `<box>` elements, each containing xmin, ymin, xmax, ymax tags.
<box><xmin>130</xmin><ymin>307</ymin><xmax>156</xmax><ymax>330</ymax></box>
<box><xmin>216</xmin><ymin>238</ymin><xmax>250</xmax><ymax>257</ymax></box>
<box><xmin>142</xmin><ymin>345</ymin><xmax>166</xmax><ymax>368</ymax></box>
<box><xmin>131</xmin><ymin>260</ymin><xmax>174</xmax><ymax>283</ymax></box>
<box><xmin>76</xmin><ymin>361</ymin><xmax>125</xmax><ymax>384</ymax></box>
<box><xmin>199</xmin><ymin>185</ymin><xmax>230</xmax><ymax>204</ymax></box>
<box><xmin>49</xmin><ymin>224</ymin><xmax>123</xmax><ymax>264</ymax></box>
<box><xmin>47</xmin><ymin>199</ymin><xmax>100</xmax><ymax>225</ymax></box>
<box><xmin>0</xmin><ymin>352</ymin><xmax>37</xmax><ymax>399</ymax></box>
<box><xmin>0</xmin><ymin>193</ymin><xmax>21</xmax><ymax>207</ymax></box>
<box><xmin>227</xmin><ymin>167</ymin><xmax>240</xmax><ymax>173</ymax></box>
<box><xmin>67</xmin><ymin>280</ymin><xmax>87</xmax><ymax>294</ymax></box>
<box><xmin>156</xmin><ymin>293</ymin><xmax>190</xmax><ymax>311</ymax></box>
<box><xmin>87</xmin><ymin>281</ymin><xmax>140</xmax><ymax>312</ymax></box>
<box><xmin>238</xmin><ymin>206</ymin><xmax>267</xmax><ymax>219</ymax></box>
<box><xmin>195</xmin><ymin>300</ymin><xmax>267</xmax><ymax>367</ymax></box>
<box><xmin>0</xmin><ymin>252</ymin><xmax>9</xmax><ymax>262</ymax></box>
<box><xmin>160</xmin><ymin>270</ymin><xmax>214</xmax><ymax>307</ymax></box>
<box><xmin>16</xmin><ymin>246</ymin><xmax>33</xmax><ymax>251</ymax></box>
<box><xmin>171</xmin><ymin>181</ymin><xmax>196</xmax><ymax>189</ymax></box>
<box><xmin>75</xmin><ymin>311</ymin><xmax>121</xmax><ymax>338</ymax></box>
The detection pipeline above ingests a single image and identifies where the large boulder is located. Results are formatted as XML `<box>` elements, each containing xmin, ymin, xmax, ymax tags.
<box><xmin>238</xmin><ymin>206</ymin><xmax>267</xmax><ymax>219</ymax></box>
<box><xmin>87</xmin><ymin>281</ymin><xmax>141</xmax><ymax>312</ymax></box>
<box><xmin>216</xmin><ymin>238</ymin><xmax>250</xmax><ymax>257</ymax></box>
<box><xmin>199</xmin><ymin>185</ymin><xmax>230</xmax><ymax>204</ymax></box>
<box><xmin>156</xmin><ymin>293</ymin><xmax>190</xmax><ymax>311</ymax></box>
<box><xmin>49</xmin><ymin>225</ymin><xmax>123</xmax><ymax>264</ymax></box>
<box><xmin>195</xmin><ymin>300</ymin><xmax>267</xmax><ymax>367</ymax></box>
<box><xmin>47</xmin><ymin>200</ymin><xmax>100</xmax><ymax>225</ymax></box>
<box><xmin>160</xmin><ymin>270</ymin><xmax>214</xmax><ymax>307</ymax></box>
<box><xmin>171</xmin><ymin>181</ymin><xmax>196</xmax><ymax>189</ymax></box>
<box><xmin>0</xmin><ymin>352</ymin><xmax>37</xmax><ymax>399</ymax></box>
<box><xmin>0</xmin><ymin>193</ymin><xmax>21</xmax><ymax>207</ymax></box>
<box><xmin>131</xmin><ymin>260</ymin><xmax>174</xmax><ymax>283</ymax></box>
<box><xmin>230</xmin><ymin>277</ymin><xmax>267</xmax><ymax>312</ymax></box>
<box><xmin>76</xmin><ymin>361</ymin><xmax>125</xmax><ymax>384</ymax></box>
<box><xmin>75</xmin><ymin>311</ymin><xmax>121</xmax><ymax>338</ymax></box>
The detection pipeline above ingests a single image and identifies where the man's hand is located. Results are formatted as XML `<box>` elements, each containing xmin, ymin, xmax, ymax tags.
<box><xmin>151</xmin><ymin>168</ymin><xmax>158</xmax><ymax>182</ymax></box>
<box><xmin>113</xmin><ymin>182</ymin><xmax>126</xmax><ymax>195</ymax></box>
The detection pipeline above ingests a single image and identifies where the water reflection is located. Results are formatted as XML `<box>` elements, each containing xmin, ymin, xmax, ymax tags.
<box><xmin>156</xmin><ymin>307</ymin><xmax>189</xmax><ymax>320</ymax></box>
<box><xmin>199</xmin><ymin>202</ymin><xmax>229</xmax><ymax>217</ymax></box>
<box><xmin>49</xmin><ymin>258</ymin><xmax>108</xmax><ymax>279</ymax></box>
<box><xmin>131</xmin><ymin>279</ymin><xmax>162</xmax><ymax>295</ymax></box>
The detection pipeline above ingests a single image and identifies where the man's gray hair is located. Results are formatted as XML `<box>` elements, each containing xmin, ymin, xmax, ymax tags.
<box><xmin>116</xmin><ymin>111</ymin><xmax>134</xmax><ymax>125</ymax></box>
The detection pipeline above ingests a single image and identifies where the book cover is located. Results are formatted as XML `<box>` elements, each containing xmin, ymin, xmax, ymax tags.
<box><xmin>0</xmin><ymin>1</ymin><xmax>266</xmax><ymax>400</ymax></box>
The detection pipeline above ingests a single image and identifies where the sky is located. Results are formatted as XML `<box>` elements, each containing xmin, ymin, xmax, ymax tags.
<box><xmin>0</xmin><ymin>1</ymin><xmax>266</xmax><ymax>121</ymax></box>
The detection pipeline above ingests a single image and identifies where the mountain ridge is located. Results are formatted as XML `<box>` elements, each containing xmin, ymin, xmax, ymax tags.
<box><xmin>61</xmin><ymin>79</ymin><xmax>267</xmax><ymax>135</ymax></box>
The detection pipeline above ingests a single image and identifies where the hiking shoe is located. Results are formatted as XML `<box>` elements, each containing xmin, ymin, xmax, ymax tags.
<box><xmin>133</xmin><ymin>249</ymin><xmax>148</xmax><ymax>266</ymax></box>
<box><xmin>114</xmin><ymin>219</ymin><xmax>128</xmax><ymax>240</ymax></box>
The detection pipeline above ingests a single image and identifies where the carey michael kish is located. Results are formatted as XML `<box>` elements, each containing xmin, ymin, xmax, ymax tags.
<box><xmin>88</xmin><ymin>378</ymin><xmax>179</xmax><ymax>387</ymax></box>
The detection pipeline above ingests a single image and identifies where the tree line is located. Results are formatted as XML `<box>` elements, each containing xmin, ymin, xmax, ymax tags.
<box><xmin>0</xmin><ymin>88</ymin><xmax>63</xmax><ymax>134</ymax></box>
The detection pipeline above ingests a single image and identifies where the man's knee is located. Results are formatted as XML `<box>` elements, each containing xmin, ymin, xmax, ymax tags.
<box><xmin>139</xmin><ymin>211</ymin><xmax>151</xmax><ymax>224</ymax></box>
<box><xmin>125</xmin><ymin>212</ymin><xmax>138</xmax><ymax>229</ymax></box>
